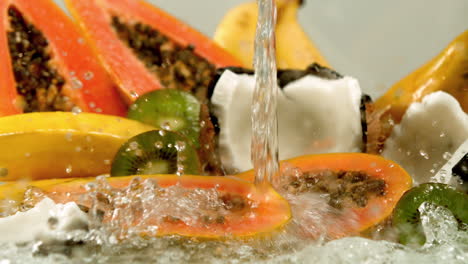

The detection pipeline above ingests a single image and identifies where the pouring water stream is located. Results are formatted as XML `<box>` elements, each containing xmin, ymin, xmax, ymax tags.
<box><xmin>252</xmin><ymin>0</ymin><xmax>279</xmax><ymax>187</ymax></box>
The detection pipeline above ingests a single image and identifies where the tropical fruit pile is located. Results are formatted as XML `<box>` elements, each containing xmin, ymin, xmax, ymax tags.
<box><xmin>0</xmin><ymin>0</ymin><xmax>466</xmax><ymax>245</ymax></box>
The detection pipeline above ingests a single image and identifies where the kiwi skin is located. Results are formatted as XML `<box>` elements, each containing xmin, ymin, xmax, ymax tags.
<box><xmin>110</xmin><ymin>130</ymin><xmax>201</xmax><ymax>177</ymax></box>
<box><xmin>127</xmin><ymin>89</ymin><xmax>201</xmax><ymax>147</ymax></box>
<box><xmin>392</xmin><ymin>183</ymin><xmax>468</xmax><ymax>246</ymax></box>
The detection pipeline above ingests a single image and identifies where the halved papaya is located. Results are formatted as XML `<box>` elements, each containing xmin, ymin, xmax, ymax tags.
<box><xmin>237</xmin><ymin>153</ymin><xmax>413</xmax><ymax>239</ymax></box>
<box><xmin>0</xmin><ymin>112</ymin><xmax>154</xmax><ymax>181</ymax></box>
<box><xmin>0</xmin><ymin>174</ymin><xmax>291</xmax><ymax>238</ymax></box>
<box><xmin>65</xmin><ymin>0</ymin><xmax>242</xmax><ymax>103</ymax></box>
<box><xmin>0</xmin><ymin>0</ymin><xmax>127</xmax><ymax>117</ymax></box>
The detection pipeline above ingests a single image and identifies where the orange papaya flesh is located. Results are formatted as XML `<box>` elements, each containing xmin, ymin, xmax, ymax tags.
<box><xmin>375</xmin><ymin>30</ymin><xmax>468</xmax><ymax>124</ymax></box>
<box><xmin>237</xmin><ymin>153</ymin><xmax>412</xmax><ymax>239</ymax></box>
<box><xmin>0</xmin><ymin>0</ymin><xmax>127</xmax><ymax>117</ymax></box>
<box><xmin>65</xmin><ymin>0</ymin><xmax>242</xmax><ymax>104</ymax></box>
<box><xmin>0</xmin><ymin>175</ymin><xmax>291</xmax><ymax>239</ymax></box>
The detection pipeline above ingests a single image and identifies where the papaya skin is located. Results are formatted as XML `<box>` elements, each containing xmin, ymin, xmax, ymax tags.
<box><xmin>236</xmin><ymin>153</ymin><xmax>413</xmax><ymax>238</ymax></box>
<box><xmin>0</xmin><ymin>112</ymin><xmax>154</xmax><ymax>181</ymax></box>
<box><xmin>0</xmin><ymin>174</ymin><xmax>292</xmax><ymax>239</ymax></box>
<box><xmin>375</xmin><ymin>30</ymin><xmax>468</xmax><ymax>123</ymax></box>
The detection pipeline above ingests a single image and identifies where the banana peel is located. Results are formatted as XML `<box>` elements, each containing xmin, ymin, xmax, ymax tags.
<box><xmin>0</xmin><ymin>112</ymin><xmax>154</xmax><ymax>181</ymax></box>
<box><xmin>275</xmin><ymin>0</ymin><xmax>329</xmax><ymax>68</ymax></box>
<box><xmin>375</xmin><ymin>30</ymin><xmax>468</xmax><ymax>123</ymax></box>
<box><xmin>213</xmin><ymin>0</ymin><xmax>327</xmax><ymax>69</ymax></box>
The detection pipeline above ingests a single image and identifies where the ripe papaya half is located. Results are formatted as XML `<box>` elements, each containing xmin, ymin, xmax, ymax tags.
<box><xmin>237</xmin><ymin>153</ymin><xmax>413</xmax><ymax>239</ymax></box>
<box><xmin>0</xmin><ymin>0</ymin><xmax>127</xmax><ymax>117</ymax></box>
<box><xmin>0</xmin><ymin>174</ymin><xmax>291</xmax><ymax>239</ymax></box>
<box><xmin>375</xmin><ymin>30</ymin><xmax>468</xmax><ymax>124</ymax></box>
<box><xmin>0</xmin><ymin>112</ymin><xmax>154</xmax><ymax>181</ymax></box>
<box><xmin>65</xmin><ymin>0</ymin><xmax>242</xmax><ymax>103</ymax></box>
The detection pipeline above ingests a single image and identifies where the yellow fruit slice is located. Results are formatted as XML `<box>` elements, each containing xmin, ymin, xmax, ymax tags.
<box><xmin>0</xmin><ymin>112</ymin><xmax>154</xmax><ymax>181</ymax></box>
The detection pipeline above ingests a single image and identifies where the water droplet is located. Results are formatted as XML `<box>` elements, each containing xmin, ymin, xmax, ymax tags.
<box><xmin>130</xmin><ymin>91</ymin><xmax>139</xmax><ymax>98</ymax></box>
<box><xmin>175</xmin><ymin>141</ymin><xmax>186</xmax><ymax>152</ymax></box>
<box><xmin>66</xmin><ymin>165</ymin><xmax>73</xmax><ymax>174</ymax></box>
<box><xmin>0</xmin><ymin>168</ymin><xmax>8</xmax><ymax>177</ymax></box>
<box><xmin>104</xmin><ymin>159</ymin><xmax>111</xmax><ymax>165</ymax></box>
<box><xmin>70</xmin><ymin>71</ymin><xmax>75</xmax><ymax>76</ymax></box>
<box><xmin>84</xmin><ymin>71</ymin><xmax>94</xmax><ymax>80</ymax></box>
<box><xmin>161</xmin><ymin>123</ymin><xmax>172</xmax><ymax>130</ymax></box>
<box><xmin>89</xmin><ymin>102</ymin><xmax>96</xmax><ymax>108</ymax></box>
<box><xmin>158</xmin><ymin>130</ymin><xmax>166</xmax><ymax>137</ymax></box>
<box><xmin>419</xmin><ymin>150</ymin><xmax>430</xmax><ymax>160</ymax></box>
<box><xmin>130</xmin><ymin>104</ymin><xmax>138</xmax><ymax>111</ymax></box>
<box><xmin>95</xmin><ymin>108</ymin><xmax>103</xmax><ymax>113</ymax></box>
<box><xmin>71</xmin><ymin>106</ymin><xmax>82</xmax><ymax>114</ymax></box>
<box><xmin>154</xmin><ymin>141</ymin><xmax>163</xmax><ymax>149</ymax></box>
<box><xmin>200</xmin><ymin>120</ymin><xmax>206</xmax><ymax>127</ymax></box>
<box><xmin>65</xmin><ymin>133</ymin><xmax>73</xmax><ymax>141</ymax></box>
<box><xmin>442</xmin><ymin>152</ymin><xmax>452</xmax><ymax>160</ymax></box>
<box><xmin>24</xmin><ymin>152</ymin><xmax>31</xmax><ymax>158</ymax></box>
<box><xmin>77</xmin><ymin>38</ymin><xmax>84</xmax><ymax>44</ymax></box>
<box><xmin>129</xmin><ymin>141</ymin><xmax>139</xmax><ymax>150</ymax></box>
<box><xmin>167</xmin><ymin>143</ymin><xmax>173</xmax><ymax>148</ymax></box>
<box><xmin>439</xmin><ymin>132</ymin><xmax>446</xmax><ymax>138</ymax></box>
<box><xmin>75</xmin><ymin>146</ymin><xmax>82</xmax><ymax>152</ymax></box>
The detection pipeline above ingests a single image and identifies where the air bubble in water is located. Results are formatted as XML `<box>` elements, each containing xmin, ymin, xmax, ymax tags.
<box><xmin>88</xmin><ymin>102</ymin><xmax>96</xmax><ymax>108</ymax></box>
<box><xmin>158</xmin><ymin>130</ymin><xmax>166</xmax><ymax>137</ymax></box>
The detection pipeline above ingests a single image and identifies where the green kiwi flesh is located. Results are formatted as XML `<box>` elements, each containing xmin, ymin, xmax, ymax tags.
<box><xmin>392</xmin><ymin>183</ymin><xmax>468</xmax><ymax>246</ymax></box>
<box><xmin>111</xmin><ymin>130</ymin><xmax>201</xmax><ymax>176</ymax></box>
<box><xmin>127</xmin><ymin>89</ymin><xmax>201</xmax><ymax>146</ymax></box>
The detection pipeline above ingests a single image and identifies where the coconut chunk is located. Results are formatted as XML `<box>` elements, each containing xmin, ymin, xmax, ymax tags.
<box><xmin>211</xmin><ymin>70</ymin><xmax>363</xmax><ymax>173</ymax></box>
<box><xmin>382</xmin><ymin>91</ymin><xmax>468</xmax><ymax>185</ymax></box>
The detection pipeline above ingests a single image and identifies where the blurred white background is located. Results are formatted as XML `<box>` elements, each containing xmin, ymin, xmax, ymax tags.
<box><xmin>56</xmin><ymin>0</ymin><xmax>468</xmax><ymax>98</ymax></box>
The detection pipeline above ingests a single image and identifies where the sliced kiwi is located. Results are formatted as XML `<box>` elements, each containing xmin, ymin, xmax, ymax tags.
<box><xmin>392</xmin><ymin>183</ymin><xmax>468</xmax><ymax>245</ymax></box>
<box><xmin>110</xmin><ymin>130</ymin><xmax>201</xmax><ymax>176</ymax></box>
<box><xmin>127</xmin><ymin>89</ymin><xmax>201</xmax><ymax>147</ymax></box>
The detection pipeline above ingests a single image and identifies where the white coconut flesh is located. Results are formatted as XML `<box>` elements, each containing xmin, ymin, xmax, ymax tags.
<box><xmin>382</xmin><ymin>91</ymin><xmax>468</xmax><ymax>185</ymax></box>
<box><xmin>211</xmin><ymin>70</ymin><xmax>363</xmax><ymax>173</ymax></box>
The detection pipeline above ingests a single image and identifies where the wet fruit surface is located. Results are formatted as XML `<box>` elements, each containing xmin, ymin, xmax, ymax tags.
<box><xmin>7</xmin><ymin>6</ymin><xmax>71</xmax><ymax>112</ymax></box>
<box><xmin>237</xmin><ymin>153</ymin><xmax>413</xmax><ymax>238</ymax></box>
<box><xmin>0</xmin><ymin>174</ymin><xmax>292</xmax><ymax>238</ymax></box>
<box><xmin>112</xmin><ymin>16</ymin><xmax>216</xmax><ymax>102</ymax></box>
<box><xmin>285</xmin><ymin>170</ymin><xmax>386</xmax><ymax>209</ymax></box>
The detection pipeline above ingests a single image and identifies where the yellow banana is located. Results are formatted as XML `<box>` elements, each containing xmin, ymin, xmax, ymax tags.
<box><xmin>214</xmin><ymin>0</ymin><xmax>328</xmax><ymax>69</ymax></box>
<box><xmin>375</xmin><ymin>30</ymin><xmax>468</xmax><ymax>123</ymax></box>
<box><xmin>213</xmin><ymin>0</ymin><xmax>289</xmax><ymax>68</ymax></box>
<box><xmin>0</xmin><ymin>112</ymin><xmax>154</xmax><ymax>181</ymax></box>
<box><xmin>275</xmin><ymin>0</ymin><xmax>329</xmax><ymax>68</ymax></box>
